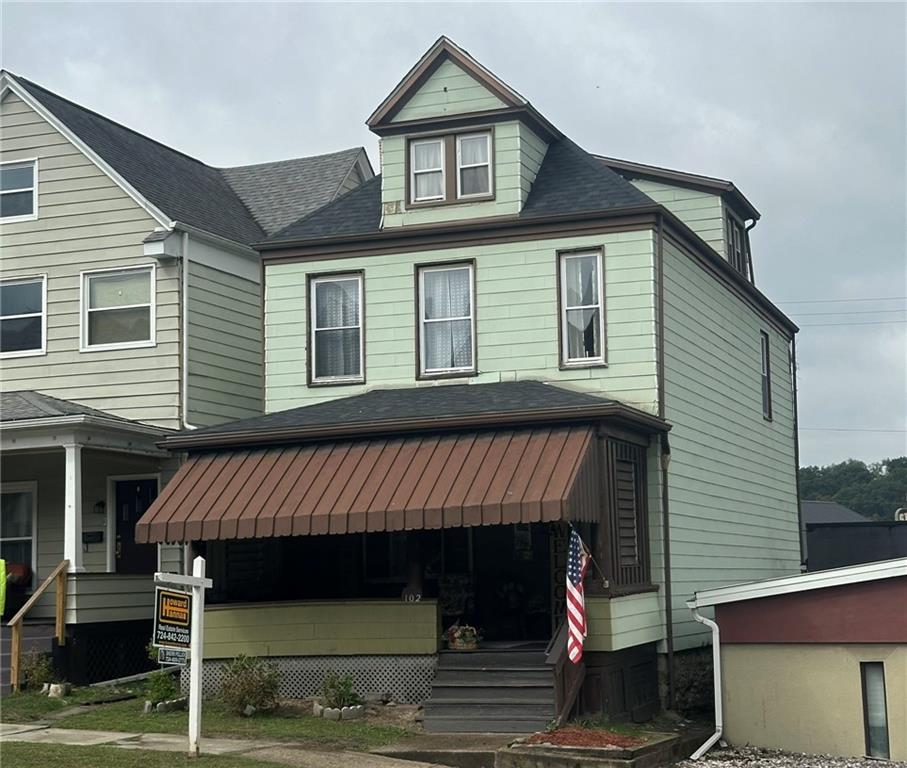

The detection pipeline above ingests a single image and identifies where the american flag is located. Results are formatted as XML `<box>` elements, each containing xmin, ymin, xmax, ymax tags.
<box><xmin>566</xmin><ymin>527</ymin><xmax>590</xmax><ymax>664</ymax></box>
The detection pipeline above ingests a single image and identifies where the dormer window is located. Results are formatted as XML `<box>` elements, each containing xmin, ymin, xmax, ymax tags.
<box><xmin>457</xmin><ymin>134</ymin><xmax>491</xmax><ymax>197</ymax></box>
<box><xmin>408</xmin><ymin>131</ymin><xmax>493</xmax><ymax>206</ymax></box>
<box><xmin>725</xmin><ymin>211</ymin><xmax>751</xmax><ymax>279</ymax></box>
<box><xmin>411</xmin><ymin>139</ymin><xmax>445</xmax><ymax>202</ymax></box>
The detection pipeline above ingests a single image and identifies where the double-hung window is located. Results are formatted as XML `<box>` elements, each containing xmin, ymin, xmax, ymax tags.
<box><xmin>310</xmin><ymin>273</ymin><xmax>364</xmax><ymax>383</ymax></box>
<box><xmin>726</xmin><ymin>212</ymin><xmax>750</xmax><ymax>278</ymax></box>
<box><xmin>760</xmin><ymin>331</ymin><xmax>772</xmax><ymax>420</ymax></box>
<box><xmin>0</xmin><ymin>160</ymin><xmax>38</xmax><ymax>221</ymax></box>
<box><xmin>456</xmin><ymin>133</ymin><xmax>491</xmax><ymax>198</ymax></box>
<box><xmin>1</xmin><ymin>483</ymin><xmax>37</xmax><ymax>587</ymax></box>
<box><xmin>82</xmin><ymin>266</ymin><xmax>155</xmax><ymax>350</ymax></box>
<box><xmin>411</xmin><ymin>139</ymin><xmax>445</xmax><ymax>202</ymax></box>
<box><xmin>418</xmin><ymin>263</ymin><xmax>475</xmax><ymax>376</ymax></box>
<box><xmin>559</xmin><ymin>249</ymin><xmax>605</xmax><ymax>366</ymax></box>
<box><xmin>0</xmin><ymin>276</ymin><xmax>46</xmax><ymax>357</ymax></box>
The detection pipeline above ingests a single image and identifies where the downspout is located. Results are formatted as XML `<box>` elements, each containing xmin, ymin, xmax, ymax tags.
<box><xmin>181</xmin><ymin>231</ymin><xmax>198</xmax><ymax>431</ymax></box>
<box><xmin>791</xmin><ymin>335</ymin><xmax>804</xmax><ymax>569</ymax></box>
<box><xmin>688</xmin><ymin>603</ymin><xmax>722</xmax><ymax>760</ymax></box>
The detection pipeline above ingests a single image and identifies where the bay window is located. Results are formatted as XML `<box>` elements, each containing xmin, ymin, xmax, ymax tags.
<box><xmin>559</xmin><ymin>249</ymin><xmax>605</xmax><ymax>366</ymax></box>
<box><xmin>0</xmin><ymin>275</ymin><xmax>46</xmax><ymax>357</ymax></box>
<box><xmin>418</xmin><ymin>263</ymin><xmax>475</xmax><ymax>377</ymax></box>
<box><xmin>82</xmin><ymin>265</ymin><xmax>155</xmax><ymax>350</ymax></box>
<box><xmin>310</xmin><ymin>273</ymin><xmax>364</xmax><ymax>384</ymax></box>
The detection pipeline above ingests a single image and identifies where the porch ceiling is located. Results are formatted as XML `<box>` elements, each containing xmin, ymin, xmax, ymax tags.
<box><xmin>135</xmin><ymin>425</ymin><xmax>599</xmax><ymax>543</ymax></box>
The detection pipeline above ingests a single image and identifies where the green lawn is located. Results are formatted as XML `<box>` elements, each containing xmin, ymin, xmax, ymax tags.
<box><xmin>54</xmin><ymin>697</ymin><xmax>410</xmax><ymax>750</ymax></box>
<box><xmin>0</xmin><ymin>743</ymin><xmax>285</xmax><ymax>768</ymax></box>
<box><xmin>0</xmin><ymin>686</ymin><xmax>139</xmax><ymax>723</ymax></box>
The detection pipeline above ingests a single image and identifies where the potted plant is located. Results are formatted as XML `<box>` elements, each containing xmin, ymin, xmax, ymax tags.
<box><xmin>446</xmin><ymin>623</ymin><xmax>478</xmax><ymax>651</ymax></box>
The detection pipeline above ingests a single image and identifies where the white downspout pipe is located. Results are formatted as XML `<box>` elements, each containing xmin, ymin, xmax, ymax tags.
<box><xmin>181</xmin><ymin>231</ymin><xmax>198</xmax><ymax>430</ymax></box>
<box><xmin>688</xmin><ymin>602</ymin><xmax>722</xmax><ymax>760</ymax></box>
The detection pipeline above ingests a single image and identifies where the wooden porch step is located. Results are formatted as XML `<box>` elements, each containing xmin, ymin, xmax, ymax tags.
<box><xmin>433</xmin><ymin>669</ymin><xmax>552</xmax><ymax>685</ymax></box>
<box><xmin>429</xmin><ymin>685</ymin><xmax>552</xmax><ymax>702</ymax></box>
<box><xmin>425</xmin><ymin>701</ymin><xmax>553</xmax><ymax>718</ymax></box>
<box><xmin>438</xmin><ymin>650</ymin><xmax>547</xmax><ymax>667</ymax></box>
<box><xmin>423</xmin><ymin>714</ymin><xmax>552</xmax><ymax>734</ymax></box>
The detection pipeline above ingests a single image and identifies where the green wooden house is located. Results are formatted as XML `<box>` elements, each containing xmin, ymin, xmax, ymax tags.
<box><xmin>136</xmin><ymin>37</ymin><xmax>801</xmax><ymax>729</ymax></box>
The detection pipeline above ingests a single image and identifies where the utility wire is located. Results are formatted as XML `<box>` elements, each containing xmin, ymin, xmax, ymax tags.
<box><xmin>777</xmin><ymin>296</ymin><xmax>907</xmax><ymax>304</ymax></box>
<box><xmin>790</xmin><ymin>309</ymin><xmax>907</xmax><ymax>317</ymax></box>
<box><xmin>799</xmin><ymin>427</ymin><xmax>907</xmax><ymax>433</ymax></box>
<box><xmin>799</xmin><ymin>320</ymin><xmax>907</xmax><ymax>327</ymax></box>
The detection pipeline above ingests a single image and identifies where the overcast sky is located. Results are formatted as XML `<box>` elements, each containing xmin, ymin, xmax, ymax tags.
<box><xmin>3</xmin><ymin>2</ymin><xmax>905</xmax><ymax>467</ymax></box>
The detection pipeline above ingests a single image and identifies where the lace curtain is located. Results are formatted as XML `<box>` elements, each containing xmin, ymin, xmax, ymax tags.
<box><xmin>423</xmin><ymin>268</ymin><xmax>472</xmax><ymax>371</ymax></box>
<box><xmin>314</xmin><ymin>279</ymin><xmax>360</xmax><ymax>378</ymax></box>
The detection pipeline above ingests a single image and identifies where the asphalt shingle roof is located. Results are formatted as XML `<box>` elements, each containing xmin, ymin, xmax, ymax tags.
<box><xmin>264</xmin><ymin>137</ymin><xmax>651</xmax><ymax>244</ymax></box>
<box><xmin>0</xmin><ymin>391</ymin><xmax>134</xmax><ymax>424</ymax></box>
<box><xmin>184</xmin><ymin>380</ymin><xmax>616</xmax><ymax>438</ymax></box>
<box><xmin>802</xmin><ymin>500</ymin><xmax>867</xmax><ymax>525</ymax></box>
<box><xmin>221</xmin><ymin>149</ymin><xmax>365</xmax><ymax>236</ymax></box>
<box><xmin>11</xmin><ymin>73</ymin><xmax>365</xmax><ymax>246</ymax></box>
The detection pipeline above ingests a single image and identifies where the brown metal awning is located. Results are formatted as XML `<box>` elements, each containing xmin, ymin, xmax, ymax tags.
<box><xmin>136</xmin><ymin>426</ymin><xmax>598</xmax><ymax>543</ymax></box>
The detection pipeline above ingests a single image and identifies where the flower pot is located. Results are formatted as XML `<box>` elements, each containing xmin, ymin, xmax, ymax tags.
<box><xmin>448</xmin><ymin>636</ymin><xmax>478</xmax><ymax>651</ymax></box>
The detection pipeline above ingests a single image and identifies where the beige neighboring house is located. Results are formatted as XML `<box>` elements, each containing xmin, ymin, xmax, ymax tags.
<box><xmin>0</xmin><ymin>69</ymin><xmax>372</xmax><ymax>686</ymax></box>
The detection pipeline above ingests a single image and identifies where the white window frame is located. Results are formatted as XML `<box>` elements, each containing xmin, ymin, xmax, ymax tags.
<box><xmin>456</xmin><ymin>132</ymin><xmax>492</xmax><ymax>199</ymax></box>
<box><xmin>310</xmin><ymin>273</ymin><xmax>364</xmax><ymax>384</ymax></box>
<box><xmin>418</xmin><ymin>262</ymin><xmax>476</xmax><ymax>377</ymax></box>
<box><xmin>559</xmin><ymin>249</ymin><xmax>606</xmax><ymax>367</ymax></box>
<box><xmin>0</xmin><ymin>158</ymin><xmax>39</xmax><ymax>223</ymax></box>
<box><xmin>410</xmin><ymin>137</ymin><xmax>446</xmax><ymax>203</ymax></box>
<box><xmin>1</xmin><ymin>481</ymin><xmax>38</xmax><ymax>587</ymax></box>
<box><xmin>0</xmin><ymin>274</ymin><xmax>47</xmax><ymax>359</ymax></box>
<box><xmin>80</xmin><ymin>264</ymin><xmax>156</xmax><ymax>352</ymax></box>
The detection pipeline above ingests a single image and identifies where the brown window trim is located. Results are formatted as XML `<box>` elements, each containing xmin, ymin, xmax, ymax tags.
<box><xmin>306</xmin><ymin>269</ymin><xmax>366</xmax><ymax>388</ymax></box>
<box><xmin>760</xmin><ymin>330</ymin><xmax>773</xmax><ymax>421</ymax></box>
<box><xmin>556</xmin><ymin>246</ymin><xmax>608</xmax><ymax>370</ymax></box>
<box><xmin>414</xmin><ymin>259</ymin><xmax>478</xmax><ymax>381</ymax></box>
<box><xmin>405</xmin><ymin>128</ymin><xmax>495</xmax><ymax>209</ymax></box>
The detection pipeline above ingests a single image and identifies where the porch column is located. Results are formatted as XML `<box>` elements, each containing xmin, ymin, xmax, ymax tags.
<box><xmin>63</xmin><ymin>442</ymin><xmax>84</xmax><ymax>572</ymax></box>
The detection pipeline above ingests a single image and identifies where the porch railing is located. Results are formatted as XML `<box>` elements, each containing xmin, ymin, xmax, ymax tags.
<box><xmin>7</xmin><ymin>559</ymin><xmax>69</xmax><ymax>692</ymax></box>
<box><xmin>545</xmin><ymin>617</ymin><xmax>585</xmax><ymax>727</ymax></box>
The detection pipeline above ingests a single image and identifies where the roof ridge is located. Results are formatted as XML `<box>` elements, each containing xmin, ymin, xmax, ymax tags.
<box><xmin>9</xmin><ymin>73</ymin><xmax>215</xmax><ymax>170</ymax></box>
<box><xmin>220</xmin><ymin>147</ymin><xmax>363</xmax><ymax>172</ymax></box>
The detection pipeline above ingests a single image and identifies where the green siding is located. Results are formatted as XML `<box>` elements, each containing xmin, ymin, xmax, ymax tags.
<box><xmin>632</xmin><ymin>179</ymin><xmax>726</xmax><ymax>258</ymax></box>
<box><xmin>265</xmin><ymin>230</ymin><xmax>658</xmax><ymax>414</ymax></box>
<box><xmin>519</xmin><ymin>123</ymin><xmax>547</xmax><ymax>205</ymax></box>
<box><xmin>203</xmin><ymin>600</ymin><xmax>440</xmax><ymax>658</ymax></box>
<box><xmin>586</xmin><ymin>592</ymin><xmax>664</xmax><ymax>651</ymax></box>
<box><xmin>661</xmin><ymin>238</ymin><xmax>799</xmax><ymax>650</ymax></box>
<box><xmin>187</xmin><ymin>261</ymin><xmax>263</xmax><ymax>426</ymax></box>
<box><xmin>391</xmin><ymin>59</ymin><xmax>507</xmax><ymax>123</ymax></box>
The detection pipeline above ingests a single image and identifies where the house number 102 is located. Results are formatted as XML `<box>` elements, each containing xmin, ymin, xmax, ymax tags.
<box><xmin>402</xmin><ymin>593</ymin><xmax>422</xmax><ymax>603</ymax></box>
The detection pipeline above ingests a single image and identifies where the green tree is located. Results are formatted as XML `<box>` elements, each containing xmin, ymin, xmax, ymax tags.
<box><xmin>799</xmin><ymin>457</ymin><xmax>907</xmax><ymax>521</ymax></box>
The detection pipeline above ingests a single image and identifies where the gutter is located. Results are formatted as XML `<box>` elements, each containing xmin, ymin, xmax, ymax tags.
<box><xmin>0</xmin><ymin>414</ymin><xmax>172</xmax><ymax>438</ymax></box>
<box><xmin>688</xmin><ymin>603</ymin><xmax>723</xmax><ymax>760</ymax></box>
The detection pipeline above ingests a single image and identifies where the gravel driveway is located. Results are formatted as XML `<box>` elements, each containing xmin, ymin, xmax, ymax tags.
<box><xmin>676</xmin><ymin>745</ymin><xmax>907</xmax><ymax>767</ymax></box>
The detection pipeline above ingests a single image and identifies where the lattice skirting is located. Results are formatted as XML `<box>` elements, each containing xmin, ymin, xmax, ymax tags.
<box><xmin>181</xmin><ymin>655</ymin><xmax>438</xmax><ymax>704</ymax></box>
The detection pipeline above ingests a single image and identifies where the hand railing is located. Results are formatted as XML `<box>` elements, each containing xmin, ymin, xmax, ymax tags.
<box><xmin>7</xmin><ymin>559</ymin><xmax>69</xmax><ymax>692</ymax></box>
<box><xmin>545</xmin><ymin>617</ymin><xmax>585</xmax><ymax>727</ymax></box>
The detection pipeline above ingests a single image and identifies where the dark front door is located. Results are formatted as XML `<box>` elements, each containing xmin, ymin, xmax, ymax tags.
<box><xmin>115</xmin><ymin>478</ymin><xmax>158</xmax><ymax>574</ymax></box>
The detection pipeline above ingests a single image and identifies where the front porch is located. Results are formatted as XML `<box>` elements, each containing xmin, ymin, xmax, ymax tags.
<box><xmin>1</xmin><ymin>392</ymin><xmax>180</xmax><ymax>683</ymax></box>
<box><xmin>137</xmin><ymin>381</ymin><xmax>669</xmax><ymax>727</ymax></box>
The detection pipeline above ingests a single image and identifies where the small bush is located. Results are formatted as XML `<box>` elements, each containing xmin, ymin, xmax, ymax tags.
<box><xmin>143</xmin><ymin>641</ymin><xmax>179</xmax><ymax>705</ymax></box>
<box><xmin>220</xmin><ymin>655</ymin><xmax>279</xmax><ymax>715</ymax></box>
<box><xmin>320</xmin><ymin>671</ymin><xmax>362</xmax><ymax>709</ymax></box>
<box><xmin>22</xmin><ymin>649</ymin><xmax>54</xmax><ymax>689</ymax></box>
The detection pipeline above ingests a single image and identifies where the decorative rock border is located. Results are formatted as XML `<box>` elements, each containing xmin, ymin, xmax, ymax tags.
<box><xmin>313</xmin><ymin>701</ymin><xmax>365</xmax><ymax>721</ymax></box>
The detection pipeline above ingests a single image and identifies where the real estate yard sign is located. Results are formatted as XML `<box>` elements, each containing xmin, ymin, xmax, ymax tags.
<box><xmin>153</xmin><ymin>587</ymin><xmax>192</xmax><ymax>648</ymax></box>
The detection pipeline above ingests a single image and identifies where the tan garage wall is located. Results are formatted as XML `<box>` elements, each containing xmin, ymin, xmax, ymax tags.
<box><xmin>722</xmin><ymin>644</ymin><xmax>907</xmax><ymax>760</ymax></box>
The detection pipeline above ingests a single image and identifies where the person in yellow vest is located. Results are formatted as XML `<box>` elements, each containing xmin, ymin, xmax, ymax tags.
<box><xmin>0</xmin><ymin>559</ymin><xmax>6</xmax><ymax>618</ymax></box>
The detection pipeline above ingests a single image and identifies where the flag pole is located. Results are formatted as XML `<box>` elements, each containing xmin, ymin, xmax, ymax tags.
<box><xmin>569</xmin><ymin>524</ymin><xmax>608</xmax><ymax>588</ymax></box>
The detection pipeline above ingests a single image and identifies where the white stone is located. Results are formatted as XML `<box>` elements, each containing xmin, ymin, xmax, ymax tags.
<box><xmin>313</xmin><ymin>701</ymin><xmax>324</xmax><ymax>717</ymax></box>
<box><xmin>48</xmin><ymin>683</ymin><xmax>71</xmax><ymax>698</ymax></box>
<box><xmin>243</xmin><ymin>705</ymin><xmax>256</xmax><ymax>717</ymax></box>
<box><xmin>143</xmin><ymin>700</ymin><xmax>153</xmax><ymax>714</ymax></box>
<box><xmin>323</xmin><ymin>707</ymin><xmax>341</xmax><ymax>721</ymax></box>
<box><xmin>341</xmin><ymin>704</ymin><xmax>365</xmax><ymax>720</ymax></box>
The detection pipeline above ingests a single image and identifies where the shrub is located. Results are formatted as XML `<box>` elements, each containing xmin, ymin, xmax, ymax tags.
<box><xmin>220</xmin><ymin>655</ymin><xmax>279</xmax><ymax>715</ymax></box>
<box><xmin>144</xmin><ymin>641</ymin><xmax>179</xmax><ymax>705</ymax></box>
<box><xmin>320</xmin><ymin>671</ymin><xmax>362</xmax><ymax>709</ymax></box>
<box><xmin>22</xmin><ymin>649</ymin><xmax>54</xmax><ymax>690</ymax></box>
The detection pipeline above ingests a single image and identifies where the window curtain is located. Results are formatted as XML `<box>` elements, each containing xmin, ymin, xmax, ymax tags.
<box><xmin>314</xmin><ymin>280</ymin><xmax>360</xmax><ymax>378</ymax></box>
<box><xmin>564</xmin><ymin>256</ymin><xmax>600</xmax><ymax>359</ymax></box>
<box><xmin>423</xmin><ymin>269</ymin><xmax>472</xmax><ymax>370</ymax></box>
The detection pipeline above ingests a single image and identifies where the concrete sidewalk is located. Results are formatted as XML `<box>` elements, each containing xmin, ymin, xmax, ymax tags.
<box><xmin>0</xmin><ymin>722</ymin><xmax>445</xmax><ymax>767</ymax></box>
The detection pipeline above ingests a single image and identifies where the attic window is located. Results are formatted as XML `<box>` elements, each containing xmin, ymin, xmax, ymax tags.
<box><xmin>0</xmin><ymin>160</ymin><xmax>37</xmax><ymax>221</ymax></box>
<box><xmin>408</xmin><ymin>131</ymin><xmax>493</xmax><ymax>206</ymax></box>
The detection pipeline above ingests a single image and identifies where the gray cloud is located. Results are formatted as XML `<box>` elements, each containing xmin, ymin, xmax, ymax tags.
<box><xmin>3</xmin><ymin>2</ymin><xmax>904</xmax><ymax>465</ymax></box>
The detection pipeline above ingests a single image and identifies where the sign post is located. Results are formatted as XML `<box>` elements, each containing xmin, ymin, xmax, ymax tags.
<box><xmin>154</xmin><ymin>556</ymin><xmax>212</xmax><ymax>757</ymax></box>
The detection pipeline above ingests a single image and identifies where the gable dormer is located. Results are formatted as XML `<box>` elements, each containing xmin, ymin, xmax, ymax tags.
<box><xmin>368</xmin><ymin>37</ymin><xmax>558</xmax><ymax>228</ymax></box>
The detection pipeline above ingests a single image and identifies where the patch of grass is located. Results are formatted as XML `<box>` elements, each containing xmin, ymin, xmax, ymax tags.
<box><xmin>0</xmin><ymin>743</ymin><xmax>285</xmax><ymax>768</ymax></box>
<box><xmin>56</xmin><ymin>697</ymin><xmax>410</xmax><ymax>750</ymax></box>
<box><xmin>0</xmin><ymin>686</ymin><xmax>138</xmax><ymax>722</ymax></box>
